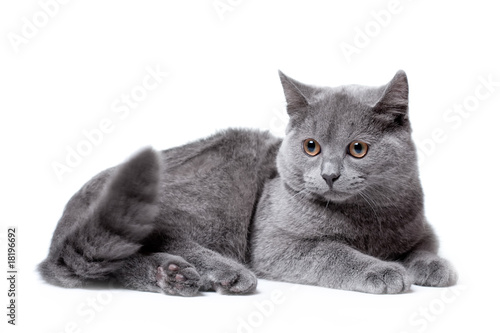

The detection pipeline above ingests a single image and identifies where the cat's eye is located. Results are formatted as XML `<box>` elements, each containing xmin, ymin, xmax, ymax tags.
<box><xmin>303</xmin><ymin>139</ymin><xmax>321</xmax><ymax>156</ymax></box>
<box><xmin>348</xmin><ymin>141</ymin><xmax>369</xmax><ymax>158</ymax></box>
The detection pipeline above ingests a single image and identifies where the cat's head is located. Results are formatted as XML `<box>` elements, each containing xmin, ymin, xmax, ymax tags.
<box><xmin>277</xmin><ymin>70</ymin><xmax>420</xmax><ymax>204</ymax></box>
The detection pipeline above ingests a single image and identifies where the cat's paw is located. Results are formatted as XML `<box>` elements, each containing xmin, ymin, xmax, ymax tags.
<box><xmin>408</xmin><ymin>256</ymin><xmax>457</xmax><ymax>287</ymax></box>
<box><xmin>155</xmin><ymin>254</ymin><xmax>201</xmax><ymax>297</ymax></box>
<box><xmin>356</xmin><ymin>262</ymin><xmax>411</xmax><ymax>294</ymax></box>
<box><xmin>207</xmin><ymin>264</ymin><xmax>258</xmax><ymax>295</ymax></box>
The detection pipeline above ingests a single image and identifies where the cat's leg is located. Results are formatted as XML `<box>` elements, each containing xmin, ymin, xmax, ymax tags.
<box><xmin>112</xmin><ymin>252</ymin><xmax>201</xmax><ymax>296</ymax></box>
<box><xmin>252</xmin><ymin>238</ymin><xmax>411</xmax><ymax>294</ymax></box>
<box><xmin>39</xmin><ymin>148</ymin><xmax>161</xmax><ymax>288</ymax></box>
<box><xmin>166</xmin><ymin>241</ymin><xmax>257</xmax><ymax>295</ymax></box>
<box><xmin>400</xmin><ymin>233</ymin><xmax>458</xmax><ymax>287</ymax></box>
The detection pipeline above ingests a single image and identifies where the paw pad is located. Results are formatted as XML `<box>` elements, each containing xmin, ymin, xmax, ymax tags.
<box><xmin>154</xmin><ymin>254</ymin><xmax>201</xmax><ymax>297</ymax></box>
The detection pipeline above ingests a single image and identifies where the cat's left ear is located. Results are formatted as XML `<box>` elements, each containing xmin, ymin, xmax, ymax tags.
<box><xmin>373</xmin><ymin>70</ymin><xmax>409</xmax><ymax>127</ymax></box>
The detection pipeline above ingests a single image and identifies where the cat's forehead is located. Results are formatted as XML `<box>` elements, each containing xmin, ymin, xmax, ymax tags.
<box><xmin>308</xmin><ymin>85</ymin><xmax>381</xmax><ymax>122</ymax></box>
<box><xmin>315</xmin><ymin>84</ymin><xmax>383</xmax><ymax>108</ymax></box>
<box><xmin>301</xmin><ymin>84</ymin><xmax>384</xmax><ymax>142</ymax></box>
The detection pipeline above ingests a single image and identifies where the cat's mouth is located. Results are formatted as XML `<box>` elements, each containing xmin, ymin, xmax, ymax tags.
<box><xmin>318</xmin><ymin>178</ymin><xmax>368</xmax><ymax>203</ymax></box>
<box><xmin>323</xmin><ymin>189</ymin><xmax>357</xmax><ymax>202</ymax></box>
<box><xmin>305</xmin><ymin>186</ymin><xmax>358</xmax><ymax>203</ymax></box>
<box><xmin>302</xmin><ymin>176</ymin><xmax>366</xmax><ymax>203</ymax></box>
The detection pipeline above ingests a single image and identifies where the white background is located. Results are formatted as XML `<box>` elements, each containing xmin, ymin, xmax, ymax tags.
<box><xmin>1</xmin><ymin>0</ymin><xmax>499</xmax><ymax>332</ymax></box>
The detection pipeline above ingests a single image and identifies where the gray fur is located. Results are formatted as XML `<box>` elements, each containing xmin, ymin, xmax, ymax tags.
<box><xmin>39</xmin><ymin>71</ymin><xmax>457</xmax><ymax>295</ymax></box>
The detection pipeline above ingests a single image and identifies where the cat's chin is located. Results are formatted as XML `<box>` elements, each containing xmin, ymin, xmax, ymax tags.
<box><xmin>313</xmin><ymin>189</ymin><xmax>358</xmax><ymax>204</ymax></box>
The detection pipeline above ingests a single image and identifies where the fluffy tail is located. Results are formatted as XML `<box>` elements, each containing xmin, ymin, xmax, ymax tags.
<box><xmin>39</xmin><ymin>147</ymin><xmax>161</xmax><ymax>287</ymax></box>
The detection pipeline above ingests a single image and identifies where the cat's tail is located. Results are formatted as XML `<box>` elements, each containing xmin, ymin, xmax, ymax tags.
<box><xmin>39</xmin><ymin>147</ymin><xmax>161</xmax><ymax>287</ymax></box>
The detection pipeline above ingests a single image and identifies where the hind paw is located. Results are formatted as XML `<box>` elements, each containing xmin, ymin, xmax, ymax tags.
<box><xmin>155</xmin><ymin>254</ymin><xmax>200</xmax><ymax>296</ymax></box>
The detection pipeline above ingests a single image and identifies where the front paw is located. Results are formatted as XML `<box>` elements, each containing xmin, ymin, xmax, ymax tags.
<box><xmin>205</xmin><ymin>263</ymin><xmax>257</xmax><ymax>295</ymax></box>
<box><xmin>355</xmin><ymin>262</ymin><xmax>411</xmax><ymax>294</ymax></box>
<box><xmin>408</xmin><ymin>256</ymin><xmax>457</xmax><ymax>287</ymax></box>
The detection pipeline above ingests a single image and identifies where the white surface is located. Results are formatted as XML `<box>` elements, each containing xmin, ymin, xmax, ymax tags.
<box><xmin>1</xmin><ymin>0</ymin><xmax>498</xmax><ymax>332</ymax></box>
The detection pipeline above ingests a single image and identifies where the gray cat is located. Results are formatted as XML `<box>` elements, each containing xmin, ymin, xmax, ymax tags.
<box><xmin>39</xmin><ymin>70</ymin><xmax>457</xmax><ymax>295</ymax></box>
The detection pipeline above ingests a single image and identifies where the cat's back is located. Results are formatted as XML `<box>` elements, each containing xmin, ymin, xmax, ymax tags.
<box><xmin>154</xmin><ymin>128</ymin><xmax>282</xmax><ymax>259</ymax></box>
<box><xmin>158</xmin><ymin>128</ymin><xmax>282</xmax><ymax>212</ymax></box>
<box><xmin>161</xmin><ymin>128</ymin><xmax>281</xmax><ymax>177</ymax></box>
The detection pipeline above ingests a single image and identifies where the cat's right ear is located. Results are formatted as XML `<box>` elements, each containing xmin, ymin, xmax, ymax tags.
<box><xmin>278</xmin><ymin>71</ymin><xmax>313</xmax><ymax>117</ymax></box>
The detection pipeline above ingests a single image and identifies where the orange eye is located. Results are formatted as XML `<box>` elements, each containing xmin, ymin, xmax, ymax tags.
<box><xmin>303</xmin><ymin>139</ymin><xmax>321</xmax><ymax>156</ymax></box>
<box><xmin>348</xmin><ymin>141</ymin><xmax>369</xmax><ymax>158</ymax></box>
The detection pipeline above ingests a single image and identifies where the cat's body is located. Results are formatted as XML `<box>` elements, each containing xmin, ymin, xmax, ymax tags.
<box><xmin>40</xmin><ymin>129</ymin><xmax>280</xmax><ymax>295</ymax></box>
<box><xmin>39</xmin><ymin>71</ymin><xmax>457</xmax><ymax>295</ymax></box>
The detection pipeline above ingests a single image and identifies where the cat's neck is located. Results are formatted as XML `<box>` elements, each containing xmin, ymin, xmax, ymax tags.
<box><xmin>278</xmin><ymin>176</ymin><xmax>425</xmax><ymax>255</ymax></box>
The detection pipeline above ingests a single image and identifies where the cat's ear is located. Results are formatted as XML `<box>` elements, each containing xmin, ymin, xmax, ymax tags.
<box><xmin>278</xmin><ymin>71</ymin><xmax>313</xmax><ymax>117</ymax></box>
<box><xmin>373</xmin><ymin>70</ymin><xmax>409</xmax><ymax>127</ymax></box>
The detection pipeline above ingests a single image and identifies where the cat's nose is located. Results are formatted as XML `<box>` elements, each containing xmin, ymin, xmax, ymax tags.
<box><xmin>322</xmin><ymin>173</ymin><xmax>340</xmax><ymax>188</ymax></box>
